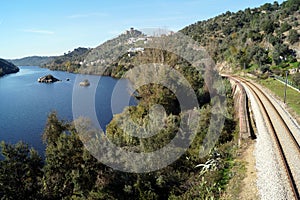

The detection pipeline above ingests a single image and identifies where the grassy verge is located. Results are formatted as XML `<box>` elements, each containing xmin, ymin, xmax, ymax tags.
<box><xmin>259</xmin><ymin>78</ymin><xmax>300</xmax><ymax>116</ymax></box>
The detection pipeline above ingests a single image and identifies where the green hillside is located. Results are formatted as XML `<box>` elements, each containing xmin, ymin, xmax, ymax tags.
<box><xmin>0</xmin><ymin>58</ymin><xmax>19</xmax><ymax>76</ymax></box>
<box><xmin>181</xmin><ymin>0</ymin><xmax>300</xmax><ymax>74</ymax></box>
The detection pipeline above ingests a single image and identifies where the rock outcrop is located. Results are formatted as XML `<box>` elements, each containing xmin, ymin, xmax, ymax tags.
<box><xmin>38</xmin><ymin>74</ymin><xmax>60</xmax><ymax>83</ymax></box>
<box><xmin>79</xmin><ymin>79</ymin><xmax>90</xmax><ymax>86</ymax></box>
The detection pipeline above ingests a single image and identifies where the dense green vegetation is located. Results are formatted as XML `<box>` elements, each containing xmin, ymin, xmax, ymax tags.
<box><xmin>0</xmin><ymin>58</ymin><xmax>19</xmax><ymax>76</ymax></box>
<box><xmin>0</xmin><ymin>44</ymin><xmax>237</xmax><ymax>199</ymax></box>
<box><xmin>9</xmin><ymin>56</ymin><xmax>56</xmax><ymax>66</ymax></box>
<box><xmin>0</xmin><ymin>87</ymin><xmax>236</xmax><ymax>199</ymax></box>
<box><xmin>181</xmin><ymin>0</ymin><xmax>300</xmax><ymax>74</ymax></box>
<box><xmin>0</xmin><ymin>141</ymin><xmax>43</xmax><ymax>199</ymax></box>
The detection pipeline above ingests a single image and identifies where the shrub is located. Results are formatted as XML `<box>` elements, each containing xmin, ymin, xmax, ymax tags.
<box><xmin>288</xmin><ymin>29</ymin><xmax>299</xmax><ymax>44</ymax></box>
<box><xmin>292</xmin><ymin>73</ymin><xmax>300</xmax><ymax>87</ymax></box>
<box><xmin>280</xmin><ymin>22</ymin><xmax>292</xmax><ymax>33</ymax></box>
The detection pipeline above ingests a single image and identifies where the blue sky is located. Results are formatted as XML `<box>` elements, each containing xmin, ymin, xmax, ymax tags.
<box><xmin>1</xmin><ymin>0</ymin><xmax>284</xmax><ymax>59</ymax></box>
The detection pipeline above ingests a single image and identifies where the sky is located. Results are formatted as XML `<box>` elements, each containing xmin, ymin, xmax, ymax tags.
<box><xmin>1</xmin><ymin>0</ymin><xmax>284</xmax><ymax>59</ymax></box>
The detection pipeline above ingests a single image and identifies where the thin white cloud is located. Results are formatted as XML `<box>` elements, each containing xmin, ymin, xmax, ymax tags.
<box><xmin>67</xmin><ymin>12</ymin><xmax>107</xmax><ymax>19</ymax></box>
<box><xmin>22</xmin><ymin>29</ymin><xmax>54</xmax><ymax>35</ymax></box>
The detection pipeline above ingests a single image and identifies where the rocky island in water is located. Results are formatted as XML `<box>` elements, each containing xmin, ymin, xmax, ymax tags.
<box><xmin>38</xmin><ymin>74</ymin><xmax>61</xmax><ymax>83</ymax></box>
<box><xmin>79</xmin><ymin>79</ymin><xmax>90</xmax><ymax>86</ymax></box>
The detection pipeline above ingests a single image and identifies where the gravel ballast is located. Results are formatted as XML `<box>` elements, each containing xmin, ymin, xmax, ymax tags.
<box><xmin>242</xmin><ymin>83</ymin><xmax>293</xmax><ymax>200</ymax></box>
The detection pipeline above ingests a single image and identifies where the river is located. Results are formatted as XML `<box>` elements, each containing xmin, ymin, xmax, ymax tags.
<box><xmin>0</xmin><ymin>66</ymin><xmax>136</xmax><ymax>154</ymax></box>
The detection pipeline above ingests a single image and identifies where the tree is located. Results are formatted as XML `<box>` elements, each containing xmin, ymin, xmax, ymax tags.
<box><xmin>288</xmin><ymin>29</ymin><xmax>299</xmax><ymax>44</ymax></box>
<box><xmin>261</xmin><ymin>19</ymin><xmax>275</xmax><ymax>34</ymax></box>
<box><xmin>249</xmin><ymin>46</ymin><xmax>271</xmax><ymax>66</ymax></box>
<box><xmin>269</xmin><ymin>35</ymin><xmax>282</xmax><ymax>46</ymax></box>
<box><xmin>280</xmin><ymin>22</ymin><xmax>292</xmax><ymax>33</ymax></box>
<box><xmin>272</xmin><ymin>43</ymin><xmax>296</xmax><ymax>65</ymax></box>
<box><xmin>0</xmin><ymin>142</ymin><xmax>43</xmax><ymax>199</ymax></box>
<box><xmin>42</xmin><ymin>111</ymin><xmax>68</xmax><ymax>145</ymax></box>
<box><xmin>284</xmin><ymin>0</ymin><xmax>300</xmax><ymax>12</ymax></box>
<box><xmin>247</xmin><ymin>30</ymin><xmax>262</xmax><ymax>42</ymax></box>
<box><xmin>42</xmin><ymin>113</ymin><xmax>104</xmax><ymax>199</ymax></box>
<box><xmin>261</xmin><ymin>3</ymin><xmax>273</xmax><ymax>11</ymax></box>
<box><xmin>235</xmin><ymin>49</ymin><xmax>251</xmax><ymax>68</ymax></box>
<box><xmin>273</xmin><ymin>1</ymin><xmax>280</xmax><ymax>10</ymax></box>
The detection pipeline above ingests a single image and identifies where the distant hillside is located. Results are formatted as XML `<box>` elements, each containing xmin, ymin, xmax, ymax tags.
<box><xmin>43</xmin><ymin>47</ymin><xmax>91</xmax><ymax>73</ymax></box>
<box><xmin>79</xmin><ymin>27</ymin><xmax>146</xmax><ymax>74</ymax></box>
<box><xmin>42</xmin><ymin>28</ymin><xmax>147</xmax><ymax>74</ymax></box>
<box><xmin>42</xmin><ymin>1</ymin><xmax>300</xmax><ymax>77</ymax></box>
<box><xmin>0</xmin><ymin>58</ymin><xmax>19</xmax><ymax>76</ymax></box>
<box><xmin>181</xmin><ymin>0</ymin><xmax>300</xmax><ymax>74</ymax></box>
<box><xmin>9</xmin><ymin>56</ymin><xmax>55</xmax><ymax>66</ymax></box>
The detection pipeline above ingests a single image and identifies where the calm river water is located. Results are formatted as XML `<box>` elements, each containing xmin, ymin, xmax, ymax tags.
<box><xmin>0</xmin><ymin>66</ymin><xmax>136</xmax><ymax>154</ymax></box>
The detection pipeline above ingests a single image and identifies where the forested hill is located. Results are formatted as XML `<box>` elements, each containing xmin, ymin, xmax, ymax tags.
<box><xmin>181</xmin><ymin>0</ymin><xmax>300</xmax><ymax>73</ymax></box>
<box><xmin>42</xmin><ymin>47</ymin><xmax>91</xmax><ymax>73</ymax></box>
<box><xmin>0</xmin><ymin>58</ymin><xmax>19</xmax><ymax>76</ymax></box>
<box><xmin>9</xmin><ymin>56</ymin><xmax>55</xmax><ymax>66</ymax></box>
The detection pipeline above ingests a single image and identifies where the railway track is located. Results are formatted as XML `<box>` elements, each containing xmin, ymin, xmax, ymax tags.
<box><xmin>227</xmin><ymin>75</ymin><xmax>300</xmax><ymax>199</ymax></box>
